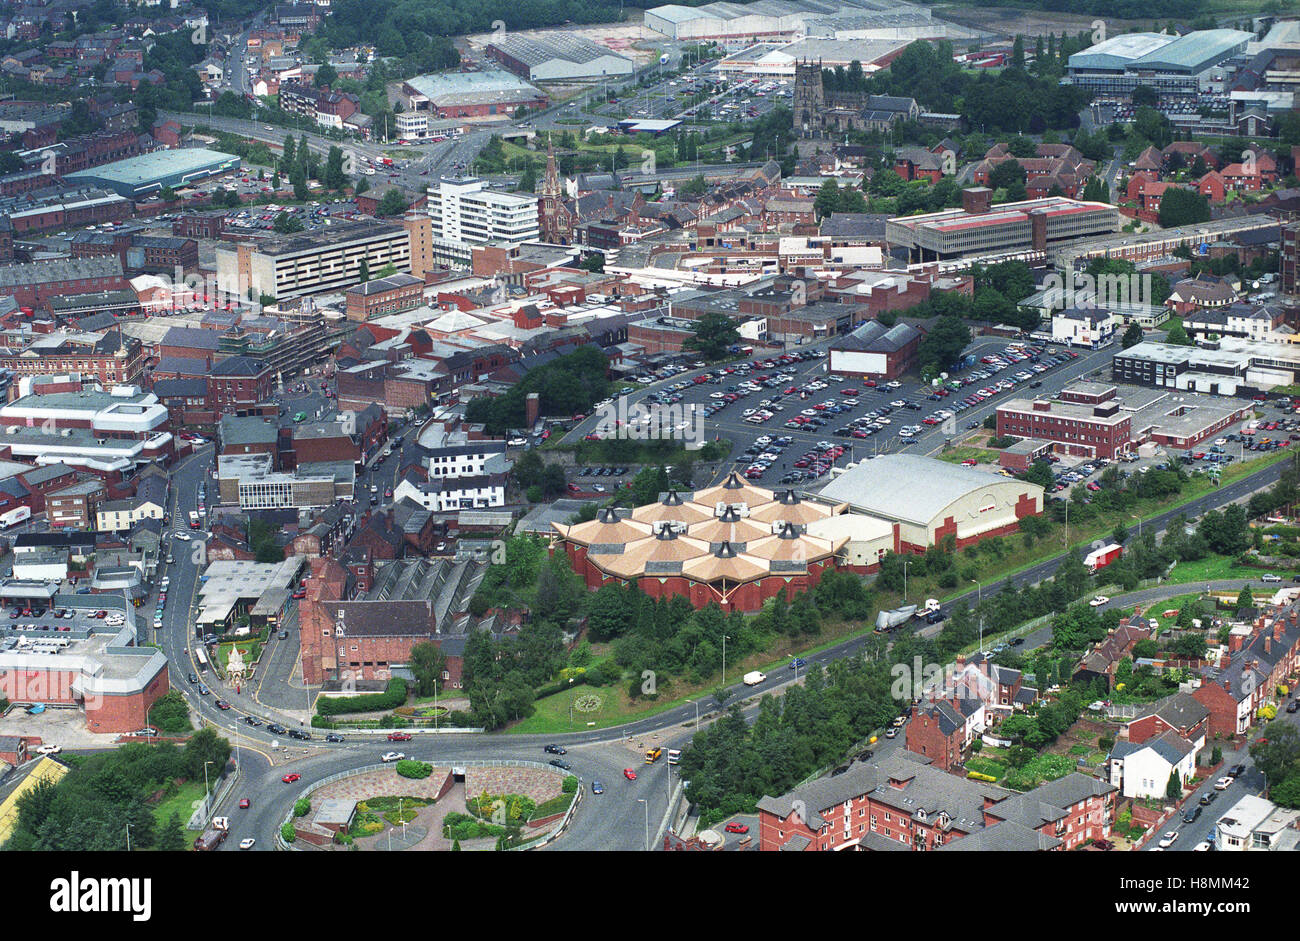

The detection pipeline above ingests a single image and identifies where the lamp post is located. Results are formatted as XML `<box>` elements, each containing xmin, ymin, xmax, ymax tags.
<box><xmin>125</xmin><ymin>823</ymin><xmax>132</xmax><ymax>853</ymax></box>
<box><xmin>1130</xmin><ymin>513</ymin><xmax>1142</xmax><ymax>539</ymax></box>
<box><xmin>970</xmin><ymin>577</ymin><xmax>982</xmax><ymax>607</ymax></box>
<box><xmin>684</xmin><ymin>698</ymin><xmax>700</xmax><ymax>727</ymax></box>
<box><xmin>637</xmin><ymin>797</ymin><xmax>649</xmax><ymax>852</ymax></box>
<box><xmin>792</xmin><ymin>654</ymin><xmax>800</xmax><ymax>682</ymax></box>
<box><xmin>568</xmin><ymin>677</ymin><xmax>576</xmax><ymax>729</ymax></box>
<box><xmin>721</xmin><ymin>634</ymin><xmax>730</xmax><ymax>687</ymax></box>
<box><xmin>902</xmin><ymin>558</ymin><xmax>911</xmax><ymax>602</ymax></box>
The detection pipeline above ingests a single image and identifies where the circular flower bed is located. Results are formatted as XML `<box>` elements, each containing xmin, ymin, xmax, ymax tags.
<box><xmin>573</xmin><ymin>693</ymin><xmax>602</xmax><ymax>713</ymax></box>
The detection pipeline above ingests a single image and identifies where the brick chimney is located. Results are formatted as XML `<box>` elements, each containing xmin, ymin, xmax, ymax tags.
<box><xmin>1275</xmin><ymin>619</ymin><xmax>1285</xmax><ymax>643</ymax></box>
<box><xmin>1230</xmin><ymin>632</ymin><xmax>1245</xmax><ymax>654</ymax></box>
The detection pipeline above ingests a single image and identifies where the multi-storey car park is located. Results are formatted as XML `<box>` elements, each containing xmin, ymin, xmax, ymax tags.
<box><xmin>886</xmin><ymin>189</ymin><xmax>1120</xmax><ymax>262</ymax></box>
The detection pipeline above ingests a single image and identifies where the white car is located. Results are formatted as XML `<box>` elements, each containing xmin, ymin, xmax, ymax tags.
<box><xmin>173</xmin><ymin>532</ymin><xmax>192</xmax><ymax>542</ymax></box>
<box><xmin>239</xmin><ymin>838</ymin><xmax>256</xmax><ymax>850</ymax></box>
<box><xmin>381</xmin><ymin>751</ymin><xmax>405</xmax><ymax>763</ymax></box>
<box><xmin>1089</xmin><ymin>596</ymin><xmax>1110</xmax><ymax>607</ymax></box>
<box><xmin>1262</xmin><ymin>573</ymin><xmax>1282</xmax><ymax>583</ymax></box>
<box><xmin>35</xmin><ymin>744</ymin><xmax>61</xmax><ymax>755</ymax></box>
<box><xmin>1214</xmin><ymin>776</ymin><xmax>1234</xmax><ymax>790</ymax></box>
<box><xmin>1192</xmin><ymin>841</ymin><xmax>1211</xmax><ymax>851</ymax></box>
<box><xmin>1157</xmin><ymin>831</ymin><xmax>1178</xmax><ymax>849</ymax></box>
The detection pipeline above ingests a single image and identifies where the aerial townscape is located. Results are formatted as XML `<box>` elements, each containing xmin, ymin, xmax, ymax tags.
<box><xmin>3</xmin><ymin>0</ymin><xmax>1300</xmax><ymax>883</ymax></box>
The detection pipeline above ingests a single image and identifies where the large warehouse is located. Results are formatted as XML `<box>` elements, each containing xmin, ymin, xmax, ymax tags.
<box><xmin>644</xmin><ymin>0</ymin><xmax>944</xmax><ymax>44</ymax></box>
<box><xmin>1066</xmin><ymin>28</ymin><xmax>1254</xmax><ymax>97</ymax></box>
<box><xmin>814</xmin><ymin>454</ymin><xmax>1044</xmax><ymax>553</ymax></box>
<box><xmin>63</xmin><ymin>148</ymin><xmax>240</xmax><ymax>198</ymax></box>
<box><xmin>828</xmin><ymin>320</ymin><xmax>922</xmax><ymax>380</ymax></box>
<box><xmin>715</xmin><ymin>37</ymin><xmax>910</xmax><ymax>78</ymax></box>
<box><xmin>485</xmin><ymin>34</ymin><xmax>635</xmax><ymax>82</ymax></box>
<box><xmin>552</xmin><ymin>474</ymin><xmax>849</xmax><ymax>611</ymax></box>
<box><xmin>398</xmin><ymin>70</ymin><xmax>548</xmax><ymax>119</ymax></box>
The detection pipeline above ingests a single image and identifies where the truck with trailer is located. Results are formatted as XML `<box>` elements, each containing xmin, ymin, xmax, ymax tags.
<box><xmin>743</xmin><ymin>671</ymin><xmax>766</xmax><ymax>686</ymax></box>
<box><xmin>1084</xmin><ymin>543</ymin><xmax>1123</xmax><ymax>573</ymax></box>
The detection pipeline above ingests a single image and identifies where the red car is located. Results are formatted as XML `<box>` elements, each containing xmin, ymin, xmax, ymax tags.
<box><xmin>239</xmin><ymin>798</ymin><xmax>251</xmax><ymax>809</ymax></box>
<box><xmin>291</xmin><ymin>589</ymin><xmax>307</xmax><ymax>599</ymax></box>
<box><xmin>282</xmin><ymin>773</ymin><xmax>301</xmax><ymax>784</ymax></box>
<box><xmin>623</xmin><ymin>768</ymin><xmax>637</xmax><ymax>781</ymax></box>
<box><xmin>724</xmin><ymin>822</ymin><xmax>749</xmax><ymax>834</ymax></box>
<box><xmin>387</xmin><ymin>732</ymin><xmax>412</xmax><ymax>742</ymax></box>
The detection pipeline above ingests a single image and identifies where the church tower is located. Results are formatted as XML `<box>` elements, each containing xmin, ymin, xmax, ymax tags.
<box><xmin>792</xmin><ymin>59</ymin><xmax>825</xmax><ymax>139</ymax></box>
<box><xmin>538</xmin><ymin>139</ymin><xmax>570</xmax><ymax>245</ymax></box>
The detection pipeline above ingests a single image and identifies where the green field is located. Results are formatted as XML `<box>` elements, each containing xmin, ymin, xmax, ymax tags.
<box><xmin>150</xmin><ymin>780</ymin><xmax>207</xmax><ymax>834</ymax></box>
<box><xmin>936</xmin><ymin>446</ymin><xmax>1000</xmax><ymax>465</ymax></box>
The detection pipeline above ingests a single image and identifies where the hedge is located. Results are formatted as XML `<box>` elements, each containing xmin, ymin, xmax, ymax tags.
<box><xmin>395</xmin><ymin>759</ymin><xmax>433</xmax><ymax>779</ymax></box>
<box><xmin>530</xmin><ymin>790</ymin><xmax>576</xmax><ymax>821</ymax></box>
<box><xmin>316</xmin><ymin>678</ymin><xmax>408</xmax><ymax>716</ymax></box>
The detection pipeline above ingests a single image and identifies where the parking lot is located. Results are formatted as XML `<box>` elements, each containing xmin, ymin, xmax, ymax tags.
<box><xmin>222</xmin><ymin>198</ymin><xmax>359</xmax><ymax>234</ymax></box>
<box><xmin>577</xmin><ymin>340</ymin><xmax>1083</xmax><ymax>489</ymax></box>
<box><xmin>588</xmin><ymin>64</ymin><xmax>791</xmax><ymax>125</ymax></box>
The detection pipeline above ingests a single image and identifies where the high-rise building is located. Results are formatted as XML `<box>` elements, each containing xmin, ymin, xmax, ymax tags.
<box><xmin>425</xmin><ymin>176</ymin><xmax>539</xmax><ymax>267</ymax></box>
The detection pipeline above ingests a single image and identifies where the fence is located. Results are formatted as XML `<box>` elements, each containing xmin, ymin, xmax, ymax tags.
<box><xmin>188</xmin><ymin>764</ymin><xmax>241</xmax><ymax>831</ymax></box>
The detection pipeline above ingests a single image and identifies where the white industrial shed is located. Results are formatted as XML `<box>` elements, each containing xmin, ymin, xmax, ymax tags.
<box><xmin>813</xmin><ymin>454</ymin><xmax>1044</xmax><ymax>553</ymax></box>
<box><xmin>485</xmin><ymin>34</ymin><xmax>635</xmax><ymax>82</ymax></box>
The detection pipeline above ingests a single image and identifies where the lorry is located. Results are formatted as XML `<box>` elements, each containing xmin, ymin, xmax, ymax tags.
<box><xmin>645</xmin><ymin>747</ymin><xmax>663</xmax><ymax>763</ymax></box>
<box><xmin>743</xmin><ymin>671</ymin><xmax>766</xmax><ymax>686</ymax></box>
<box><xmin>917</xmin><ymin>599</ymin><xmax>943</xmax><ymax>624</ymax></box>
<box><xmin>1084</xmin><ymin>543</ymin><xmax>1123</xmax><ymax>573</ymax></box>
<box><xmin>667</xmin><ymin>748</ymin><xmax>681</xmax><ymax>765</ymax></box>
<box><xmin>874</xmin><ymin>604</ymin><xmax>918</xmax><ymax>633</ymax></box>
<box><xmin>0</xmin><ymin>505</ymin><xmax>31</xmax><ymax>529</ymax></box>
<box><xmin>193</xmin><ymin>825</ymin><xmax>228</xmax><ymax>851</ymax></box>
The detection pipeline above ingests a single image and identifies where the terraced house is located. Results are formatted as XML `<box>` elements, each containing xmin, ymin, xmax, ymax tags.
<box><xmin>757</xmin><ymin>751</ymin><xmax>1115</xmax><ymax>851</ymax></box>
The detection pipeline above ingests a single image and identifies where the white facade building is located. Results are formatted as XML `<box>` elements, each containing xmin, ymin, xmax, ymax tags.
<box><xmin>426</xmin><ymin>176</ymin><xmax>539</xmax><ymax>266</ymax></box>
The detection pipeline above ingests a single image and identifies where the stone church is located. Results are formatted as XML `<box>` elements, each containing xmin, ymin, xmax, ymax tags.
<box><xmin>793</xmin><ymin>60</ymin><xmax>922</xmax><ymax>138</ymax></box>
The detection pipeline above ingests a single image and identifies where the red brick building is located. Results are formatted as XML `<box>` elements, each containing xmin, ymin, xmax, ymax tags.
<box><xmin>207</xmin><ymin>355</ymin><xmax>274</xmax><ymax>416</ymax></box>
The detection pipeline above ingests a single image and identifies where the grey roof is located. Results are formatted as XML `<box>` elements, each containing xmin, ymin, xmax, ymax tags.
<box><xmin>1135</xmin><ymin>690</ymin><xmax>1209</xmax><ymax>733</ymax></box>
<box><xmin>815</xmin><ymin>454</ymin><xmax>1040</xmax><ymax>526</ymax></box>
<box><xmin>935</xmin><ymin>820</ymin><xmax>1062</xmax><ymax>851</ymax></box>
<box><xmin>834</xmin><ymin>320</ymin><xmax>921</xmax><ymax>354</ymax></box>
<box><xmin>162</xmin><ymin>325</ymin><xmax>222</xmax><ymax>351</ymax></box>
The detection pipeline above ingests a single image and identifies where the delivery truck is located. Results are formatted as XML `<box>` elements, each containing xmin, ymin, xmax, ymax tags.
<box><xmin>874</xmin><ymin>604</ymin><xmax>918</xmax><ymax>633</ymax></box>
<box><xmin>1084</xmin><ymin>543</ymin><xmax>1123</xmax><ymax>573</ymax></box>
<box><xmin>743</xmin><ymin>671</ymin><xmax>766</xmax><ymax>686</ymax></box>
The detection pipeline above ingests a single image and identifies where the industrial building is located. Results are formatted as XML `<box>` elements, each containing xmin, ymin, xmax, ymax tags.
<box><xmin>0</xmin><ymin>596</ymin><xmax>169</xmax><ymax>734</ymax></box>
<box><xmin>814</xmin><ymin>454</ymin><xmax>1044</xmax><ymax>554</ymax></box>
<box><xmin>216</xmin><ymin>216</ymin><xmax>427</xmax><ymax>299</ymax></box>
<box><xmin>996</xmin><ymin>382</ymin><xmax>1251</xmax><ymax>460</ymax></box>
<box><xmin>1112</xmin><ymin>336</ymin><xmax>1300</xmax><ymax>396</ymax></box>
<box><xmin>644</xmin><ymin>0</ymin><xmax>946</xmax><ymax>44</ymax></box>
<box><xmin>1066</xmin><ymin>29</ymin><xmax>1254</xmax><ymax>98</ymax></box>
<box><xmin>63</xmin><ymin>148</ymin><xmax>240</xmax><ymax>198</ymax></box>
<box><xmin>553</xmin><ymin>474</ymin><xmax>849</xmax><ymax>611</ymax></box>
<box><xmin>827</xmin><ymin>320</ymin><xmax>922</xmax><ymax>380</ymax></box>
<box><xmin>715</xmin><ymin>37</ymin><xmax>910</xmax><ymax>77</ymax></box>
<box><xmin>426</xmin><ymin>176</ymin><xmax>539</xmax><ymax>267</ymax></box>
<box><xmin>397</xmin><ymin>70</ymin><xmax>547</xmax><ymax>119</ymax></box>
<box><xmin>485</xmin><ymin>34</ymin><xmax>634</xmax><ymax>82</ymax></box>
<box><xmin>885</xmin><ymin>188</ymin><xmax>1120</xmax><ymax>262</ymax></box>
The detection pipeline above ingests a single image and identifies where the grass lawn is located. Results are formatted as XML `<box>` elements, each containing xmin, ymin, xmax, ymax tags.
<box><xmin>150</xmin><ymin>780</ymin><xmax>207</xmax><ymax>832</ymax></box>
<box><xmin>964</xmin><ymin>756</ymin><xmax>1007</xmax><ymax>781</ymax></box>
<box><xmin>215</xmin><ymin>639</ymin><xmax>261</xmax><ymax>672</ymax></box>
<box><xmin>1163</xmin><ymin>555</ymin><xmax>1284</xmax><ymax>586</ymax></box>
<box><xmin>1137</xmin><ymin>592</ymin><xmax>1205</xmax><ymax>633</ymax></box>
<box><xmin>936</xmin><ymin>446</ymin><xmax>1000</xmax><ymax>465</ymax></box>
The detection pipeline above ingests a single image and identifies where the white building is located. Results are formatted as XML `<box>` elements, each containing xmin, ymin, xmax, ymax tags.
<box><xmin>426</xmin><ymin>176</ymin><xmax>539</xmax><ymax>267</ymax></box>
<box><xmin>1051</xmin><ymin>307</ymin><xmax>1119</xmax><ymax>348</ymax></box>
<box><xmin>1107</xmin><ymin>730</ymin><xmax>1199</xmax><ymax>799</ymax></box>
<box><xmin>393</xmin><ymin>475</ymin><xmax>505</xmax><ymax>511</ymax></box>
<box><xmin>1215</xmin><ymin>794</ymin><xmax>1300</xmax><ymax>851</ymax></box>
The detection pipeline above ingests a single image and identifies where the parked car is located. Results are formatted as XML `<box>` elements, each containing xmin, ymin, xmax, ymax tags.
<box><xmin>325</xmin><ymin>733</ymin><xmax>344</xmax><ymax>743</ymax></box>
<box><xmin>544</xmin><ymin>744</ymin><xmax>567</xmax><ymax>755</ymax></box>
<box><xmin>724</xmin><ymin>822</ymin><xmax>750</xmax><ymax>834</ymax></box>
<box><xmin>381</xmin><ymin>751</ymin><xmax>405</xmax><ymax>763</ymax></box>
<box><xmin>1158</xmin><ymin>830</ymin><xmax>1179</xmax><ymax>848</ymax></box>
<box><xmin>238</xmin><ymin>798</ymin><xmax>251</xmax><ymax>809</ymax></box>
<box><xmin>548</xmin><ymin>758</ymin><xmax>572</xmax><ymax>770</ymax></box>
<box><xmin>1214</xmin><ymin>776</ymin><xmax>1234</xmax><ymax>790</ymax></box>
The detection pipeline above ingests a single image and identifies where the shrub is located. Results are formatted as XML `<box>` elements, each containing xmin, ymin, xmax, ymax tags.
<box><xmin>561</xmin><ymin>775</ymin><xmax>578</xmax><ymax>794</ymax></box>
<box><xmin>1098</xmin><ymin>736</ymin><xmax>1115</xmax><ymax>750</ymax></box>
<box><xmin>280</xmin><ymin>821</ymin><xmax>296</xmax><ymax>843</ymax></box>
<box><xmin>293</xmin><ymin>798</ymin><xmax>311</xmax><ymax>817</ymax></box>
<box><xmin>395</xmin><ymin>759</ymin><xmax>433</xmax><ymax>779</ymax></box>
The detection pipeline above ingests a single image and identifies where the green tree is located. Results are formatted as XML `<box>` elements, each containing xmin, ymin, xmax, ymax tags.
<box><xmin>358</xmin><ymin>258</ymin><xmax>370</xmax><ymax>283</ymax></box>
<box><xmin>1165</xmin><ymin>768</ymin><xmax>1182</xmax><ymax>801</ymax></box>
<box><xmin>315</xmin><ymin>62</ymin><xmax>339</xmax><ymax>88</ymax></box>
<box><xmin>685</xmin><ymin>312</ymin><xmax>741</xmax><ymax>360</ymax></box>
<box><xmin>158</xmin><ymin>811</ymin><xmax>187</xmax><ymax>852</ymax></box>
<box><xmin>1122</xmin><ymin>322</ymin><xmax>1144</xmax><ymax>349</ymax></box>
<box><xmin>324</xmin><ymin>146</ymin><xmax>346</xmax><ymax>190</ymax></box>
<box><xmin>273</xmin><ymin>211</ymin><xmax>304</xmax><ymax>234</ymax></box>
<box><xmin>1158</xmin><ymin>187</ymin><xmax>1210</xmax><ymax>227</ymax></box>
<box><xmin>917</xmin><ymin>316</ymin><xmax>971</xmax><ymax>373</ymax></box>
<box><xmin>409</xmin><ymin>641</ymin><xmax>448</xmax><ymax>698</ymax></box>
<box><xmin>376</xmin><ymin>188</ymin><xmax>410</xmax><ymax>216</ymax></box>
<box><xmin>1165</xmin><ymin>321</ymin><xmax>1191</xmax><ymax>346</ymax></box>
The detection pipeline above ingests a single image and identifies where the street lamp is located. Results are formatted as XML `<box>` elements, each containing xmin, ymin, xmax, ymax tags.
<box><xmin>1130</xmin><ymin>513</ymin><xmax>1142</xmax><ymax>539</ymax></box>
<box><xmin>902</xmin><ymin>557</ymin><xmax>912</xmax><ymax>602</ymax></box>
<box><xmin>568</xmin><ymin>677</ymin><xmax>576</xmax><ymax>729</ymax></box>
<box><xmin>721</xmin><ymin>634</ymin><xmax>730</xmax><ymax>687</ymax></box>
<box><xmin>125</xmin><ymin>822</ymin><xmax>132</xmax><ymax>852</ymax></box>
<box><xmin>970</xmin><ymin>577</ymin><xmax>982</xmax><ymax>607</ymax></box>
<box><xmin>684</xmin><ymin>698</ymin><xmax>700</xmax><ymax>727</ymax></box>
<box><xmin>637</xmin><ymin>797</ymin><xmax>649</xmax><ymax>852</ymax></box>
